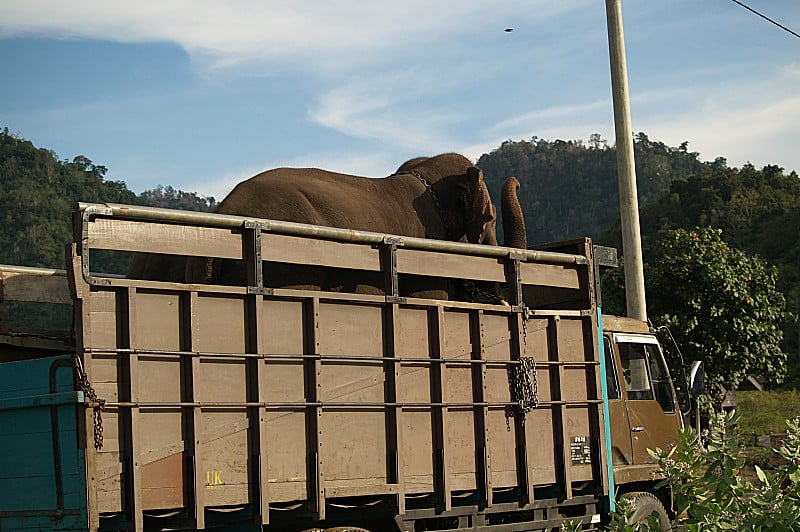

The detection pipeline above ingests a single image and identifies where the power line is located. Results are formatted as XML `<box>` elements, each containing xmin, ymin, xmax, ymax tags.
<box><xmin>729</xmin><ymin>0</ymin><xmax>800</xmax><ymax>40</ymax></box>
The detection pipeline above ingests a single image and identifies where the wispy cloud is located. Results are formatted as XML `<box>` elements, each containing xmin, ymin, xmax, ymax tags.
<box><xmin>0</xmin><ymin>1</ymin><xmax>587</xmax><ymax>75</ymax></box>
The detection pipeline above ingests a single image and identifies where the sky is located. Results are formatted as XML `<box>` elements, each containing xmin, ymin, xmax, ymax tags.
<box><xmin>1</xmin><ymin>1</ymin><xmax>798</xmax><ymax>201</ymax></box>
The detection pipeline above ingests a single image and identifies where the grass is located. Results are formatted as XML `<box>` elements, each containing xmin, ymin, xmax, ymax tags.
<box><xmin>736</xmin><ymin>389</ymin><xmax>800</xmax><ymax>436</ymax></box>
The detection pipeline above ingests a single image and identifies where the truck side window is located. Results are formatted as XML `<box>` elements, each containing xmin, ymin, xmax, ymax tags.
<box><xmin>603</xmin><ymin>337</ymin><xmax>620</xmax><ymax>400</ymax></box>
<box><xmin>618</xmin><ymin>343</ymin><xmax>654</xmax><ymax>401</ymax></box>
<box><xmin>646</xmin><ymin>344</ymin><xmax>676</xmax><ymax>413</ymax></box>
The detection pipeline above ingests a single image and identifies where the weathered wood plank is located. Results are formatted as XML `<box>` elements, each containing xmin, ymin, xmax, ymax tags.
<box><xmin>519</xmin><ymin>262</ymin><xmax>581</xmax><ymax>289</ymax></box>
<box><xmin>261</xmin><ymin>234</ymin><xmax>381</xmax><ymax>271</ymax></box>
<box><xmin>0</xmin><ymin>266</ymin><xmax>71</xmax><ymax>304</ymax></box>
<box><xmin>87</xmin><ymin>218</ymin><xmax>243</xmax><ymax>259</ymax></box>
<box><xmin>396</xmin><ymin>249</ymin><xmax>506</xmax><ymax>282</ymax></box>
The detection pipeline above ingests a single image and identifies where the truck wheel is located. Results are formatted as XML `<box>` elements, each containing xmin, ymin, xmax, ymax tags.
<box><xmin>622</xmin><ymin>491</ymin><xmax>670</xmax><ymax>531</ymax></box>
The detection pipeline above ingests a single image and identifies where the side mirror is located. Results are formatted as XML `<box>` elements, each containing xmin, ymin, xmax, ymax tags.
<box><xmin>689</xmin><ymin>360</ymin><xmax>705</xmax><ymax>395</ymax></box>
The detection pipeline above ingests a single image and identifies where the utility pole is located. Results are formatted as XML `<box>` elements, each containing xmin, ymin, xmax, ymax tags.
<box><xmin>605</xmin><ymin>0</ymin><xmax>647</xmax><ymax>321</ymax></box>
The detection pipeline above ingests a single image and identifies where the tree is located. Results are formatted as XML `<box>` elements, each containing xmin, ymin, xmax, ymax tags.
<box><xmin>647</xmin><ymin>228</ymin><xmax>788</xmax><ymax>407</ymax></box>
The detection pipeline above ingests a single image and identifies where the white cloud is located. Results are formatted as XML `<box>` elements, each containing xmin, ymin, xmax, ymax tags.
<box><xmin>0</xmin><ymin>1</ymin><xmax>587</xmax><ymax>74</ymax></box>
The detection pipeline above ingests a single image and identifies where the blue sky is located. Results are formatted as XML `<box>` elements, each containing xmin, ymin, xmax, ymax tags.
<box><xmin>1</xmin><ymin>1</ymin><xmax>798</xmax><ymax>201</ymax></box>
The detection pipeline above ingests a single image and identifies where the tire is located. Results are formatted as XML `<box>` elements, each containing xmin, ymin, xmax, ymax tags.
<box><xmin>622</xmin><ymin>491</ymin><xmax>670</xmax><ymax>531</ymax></box>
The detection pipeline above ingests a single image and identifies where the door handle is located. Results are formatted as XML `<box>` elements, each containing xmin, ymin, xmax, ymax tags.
<box><xmin>631</xmin><ymin>426</ymin><xmax>644</xmax><ymax>432</ymax></box>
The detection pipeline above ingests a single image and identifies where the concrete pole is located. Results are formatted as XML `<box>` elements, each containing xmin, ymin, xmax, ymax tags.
<box><xmin>605</xmin><ymin>0</ymin><xmax>647</xmax><ymax>321</ymax></box>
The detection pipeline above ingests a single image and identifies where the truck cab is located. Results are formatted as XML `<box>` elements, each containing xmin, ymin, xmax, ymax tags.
<box><xmin>602</xmin><ymin>314</ymin><xmax>682</xmax><ymax>519</ymax></box>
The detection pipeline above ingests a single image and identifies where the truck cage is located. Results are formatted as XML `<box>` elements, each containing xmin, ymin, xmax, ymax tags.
<box><xmin>0</xmin><ymin>202</ymin><xmax>610</xmax><ymax>532</ymax></box>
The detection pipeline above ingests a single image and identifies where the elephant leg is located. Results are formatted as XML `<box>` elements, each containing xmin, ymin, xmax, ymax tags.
<box><xmin>335</xmin><ymin>271</ymin><xmax>385</xmax><ymax>296</ymax></box>
<box><xmin>263</xmin><ymin>263</ymin><xmax>328</xmax><ymax>291</ymax></box>
<box><xmin>401</xmin><ymin>275</ymin><xmax>451</xmax><ymax>300</ymax></box>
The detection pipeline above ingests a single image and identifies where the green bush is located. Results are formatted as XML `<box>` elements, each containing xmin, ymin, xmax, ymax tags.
<box><xmin>564</xmin><ymin>411</ymin><xmax>800</xmax><ymax>531</ymax></box>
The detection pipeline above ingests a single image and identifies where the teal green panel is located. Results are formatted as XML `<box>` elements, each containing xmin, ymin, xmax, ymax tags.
<box><xmin>0</xmin><ymin>355</ymin><xmax>89</xmax><ymax>531</ymax></box>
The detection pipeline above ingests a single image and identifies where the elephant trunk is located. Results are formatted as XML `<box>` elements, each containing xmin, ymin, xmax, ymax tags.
<box><xmin>501</xmin><ymin>177</ymin><xmax>527</xmax><ymax>249</ymax></box>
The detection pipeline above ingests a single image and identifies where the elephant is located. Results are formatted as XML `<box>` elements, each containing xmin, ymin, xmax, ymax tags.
<box><xmin>131</xmin><ymin>153</ymin><xmax>507</xmax><ymax>300</ymax></box>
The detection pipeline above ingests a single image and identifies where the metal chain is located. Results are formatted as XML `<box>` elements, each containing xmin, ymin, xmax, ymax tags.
<box><xmin>462</xmin><ymin>280</ymin><xmax>506</xmax><ymax>304</ymax></box>
<box><xmin>398</xmin><ymin>170</ymin><xmax>510</xmax><ymax>305</ymax></box>
<box><xmin>73</xmin><ymin>353</ymin><xmax>105</xmax><ymax>450</ymax></box>
<box><xmin>514</xmin><ymin>308</ymin><xmax>539</xmax><ymax>422</ymax></box>
<box><xmin>396</xmin><ymin>170</ymin><xmax>452</xmax><ymax>240</ymax></box>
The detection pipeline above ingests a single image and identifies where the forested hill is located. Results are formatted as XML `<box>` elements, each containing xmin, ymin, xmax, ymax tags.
<box><xmin>479</xmin><ymin>133</ymin><xmax>713</xmax><ymax>245</ymax></box>
<box><xmin>480</xmin><ymin>132</ymin><xmax>799</xmax><ymax>303</ymax></box>
<box><xmin>0</xmin><ymin>128</ymin><xmax>216</xmax><ymax>268</ymax></box>
<box><xmin>3</xmin><ymin>126</ymin><xmax>799</xmax><ymax>301</ymax></box>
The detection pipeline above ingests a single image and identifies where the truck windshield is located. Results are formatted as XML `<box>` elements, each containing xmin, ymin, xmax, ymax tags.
<box><xmin>618</xmin><ymin>341</ymin><xmax>675</xmax><ymax>413</ymax></box>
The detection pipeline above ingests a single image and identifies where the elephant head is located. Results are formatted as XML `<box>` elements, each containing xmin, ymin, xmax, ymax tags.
<box><xmin>395</xmin><ymin>153</ymin><xmax>497</xmax><ymax>247</ymax></box>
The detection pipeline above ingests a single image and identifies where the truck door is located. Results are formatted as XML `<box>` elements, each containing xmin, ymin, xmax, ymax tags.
<box><xmin>614</xmin><ymin>334</ymin><xmax>681</xmax><ymax>465</ymax></box>
<box><xmin>603</xmin><ymin>336</ymin><xmax>634</xmax><ymax>466</ymax></box>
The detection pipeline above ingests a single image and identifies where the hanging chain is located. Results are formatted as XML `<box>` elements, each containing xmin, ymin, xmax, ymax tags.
<box><xmin>513</xmin><ymin>308</ymin><xmax>539</xmax><ymax>421</ymax></box>
<box><xmin>73</xmin><ymin>353</ymin><xmax>105</xmax><ymax>450</ymax></box>
<box><xmin>395</xmin><ymin>170</ymin><xmax>452</xmax><ymax>240</ymax></box>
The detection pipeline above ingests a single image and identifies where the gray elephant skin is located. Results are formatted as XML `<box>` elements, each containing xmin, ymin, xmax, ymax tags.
<box><xmin>130</xmin><ymin>153</ymin><xmax>513</xmax><ymax>300</ymax></box>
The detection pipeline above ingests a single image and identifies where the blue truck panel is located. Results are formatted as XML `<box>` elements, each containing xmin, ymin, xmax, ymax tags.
<box><xmin>0</xmin><ymin>355</ymin><xmax>88</xmax><ymax>531</ymax></box>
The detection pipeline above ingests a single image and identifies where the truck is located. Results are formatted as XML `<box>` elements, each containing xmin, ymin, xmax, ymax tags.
<box><xmin>0</xmin><ymin>202</ymin><xmax>687</xmax><ymax>531</ymax></box>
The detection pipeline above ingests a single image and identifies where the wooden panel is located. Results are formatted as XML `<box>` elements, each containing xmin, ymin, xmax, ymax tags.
<box><xmin>317</xmin><ymin>302</ymin><xmax>384</xmax><ymax>357</ymax></box>
<box><xmin>0</xmin><ymin>268</ymin><xmax>71</xmax><ymax>304</ymax></box>
<box><xmin>481</xmin><ymin>313</ymin><xmax>516</xmax><ymax>490</ymax></box>
<box><xmin>317</xmin><ymin>301</ymin><xmax>387</xmax><ymax>489</ymax></box>
<box><xmin>519</xmin><ymin>262</ymin><xmax>580</xmax><ymax>289</ymax></box>
<box><xmin>192</xmin><ymin>294</ymin><xmax>246</xmax><ymax>354</ymax></box>
<box><xmin>87</xmin><ymin>218</ymin><xmax>243</xmax><ymax>258</ymax></box>
<box><xmin>261</xmin><ymin>234</ymin><xmax>381</xmax><ymax>271</ymax></box>
<box><xmin>397</xmin><ymin>249</ymin><xmax>506</xmax><ymax>282</ymax></box>
<box><xmin>556</xmin><ymin>318</ymin><xmax>590</xmax><ymax>362</ymax></box>
<box><xmin>265</xmin><ymin>409</ymin><xmax>308</xmax><ymax>497</ymax></box>
<box><xmin>526</xmin><ymin>408</ymin><xmax>557</xmax><ymax>484</ymax></box>
<box><xmin>85</xmin><ymin>289</ymin><xmax>120</xmax><ymax>350</ymax></box>
<box><xmin>487</xmin><ymin>408</ymin><xmax>518</xmax><ymax>487</ymax></box>
<box><xmin>396</xmin><ymin>307</ymin><xmax>434</xmax><ymax>493</ymax></box>
<box><xmin>130</xmin><ymin>290</ymin><xmax>182</xmax><ymax>352</ymax></box>
<box><xmin>197</xmin><ymin>357</ymin><xmax>249</xmax><ymax>507</ymax></box>
<box><xmin>260</xmin><ymin>295</ymin><xmax>306</xmax><ymax>505</ymax></box>
<box><xmin>566</xmin><ymin>409</ymin><xmax>594</xmax><ymax>482</ymax></box>
<box><xmin>442</xmin><ymin>310</ymin><xmax>477</xmax><ymax>490</ymax></box>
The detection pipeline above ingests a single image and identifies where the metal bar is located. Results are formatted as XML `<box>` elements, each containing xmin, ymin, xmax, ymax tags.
<box><xmin>305</xmin><ymin>298</ymin><xmax>325</xmax><ymax>520</ymax></box>
<box><xmin>76</xmin><ymin>202</ymin><xmax>588</xmax><ymax>266</ymax></box>
<box><xmin>48</xmin><ymin>357</ymin><xmax>75</xmax><ymax>520</ymax></box>
<box><xmin>82</xmin><ymin>348</ymin><xmax>599</xmax><ymax>367</ymax></box>
<box><xmin>124</xmin><ymin>287</ymin><xmax>144</xmax><ymax>532</ymax></box>
<box><xmin>473</xmin><ymin>310</ymin><xmax>492</xmax><ymax>508</ymax></box>
<box><xmin>103</xmin><ymin>399</ymin><xmax>604</xmax><ymax>408</ymax></box>
<box><xmin>551</xmin><ymin>317</ymin><xmax>573</xmax><ymax>502</ymax></box>
<box><xmin>0</xmin><ymin>390</ymin><xmax>84</xmax><ymax>411</ymax></box>
<box><xmin>596</xmin><ymin>309</ymin><xmax>616</xmax><ymax>512</ymax></box>
<box><xmin>0</xmin><ymin>264</ymin><xmax>66</xmax><ymax>276</ymax></box>
<box><xmin>432</xmin><ymin>306</ymin><xmax>451</xmax><ymax>512</ymax></box>
<box><xmin>384</xmin><ymin>303</ymin><xmax>406</xmax><ymax>514</ymax></box>
<box><xmin>187</xmin><ymin>292</ymin><xmax>206</xmax><ymax>530</ymax></box>
<box><xmin>382</xmin><ymin>237</ymin><xmax>404</xmax><ymax>304</ymax></box>
<box><xmin>247</xmin><ymin>293</ymin><xmax>270</xmax><ymax>525</ymax></box>
<box><xmin>513</xmin><ymin>311</ymin><xmax>534</xmax><ymax>506</ymax></box>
